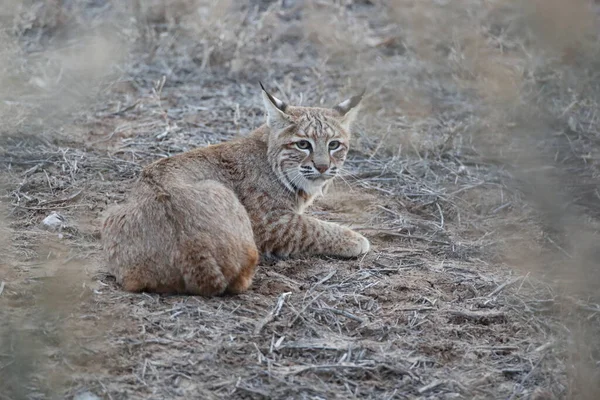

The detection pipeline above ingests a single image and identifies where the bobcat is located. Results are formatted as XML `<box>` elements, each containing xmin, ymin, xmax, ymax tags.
<box><xmin>101</xmin><ymin>83</ymin><xmax>370</xmax><ymax>296</ymax></box>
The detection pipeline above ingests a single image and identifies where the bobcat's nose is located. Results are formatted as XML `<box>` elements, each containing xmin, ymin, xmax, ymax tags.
<box><xmin>313</xmin><ymin>163</ymin><xmax>329</xmax><ymax>174</ymax></box>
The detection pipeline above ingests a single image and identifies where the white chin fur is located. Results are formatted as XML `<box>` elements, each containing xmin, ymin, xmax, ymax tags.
<box><xmin>285</xmin><ymin>171</ymin><xmax>326</xmax><ymax>197</ymax></box>
<box><xmin>298</xmin><ymin>176</ymin><xmax>327</xmax><ymax>197</ymax></box>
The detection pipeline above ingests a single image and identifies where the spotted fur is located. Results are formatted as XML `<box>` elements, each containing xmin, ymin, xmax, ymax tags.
<box><xmin>101</xmin><ymin>84</ymin><xmax>369</xmax><ymax>296</ymax></box>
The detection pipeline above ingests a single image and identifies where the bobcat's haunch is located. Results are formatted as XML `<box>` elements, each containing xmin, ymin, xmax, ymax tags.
<box><xmin>101</xmin><ymin>84</ymin><xmax>370</xmax><ymax>296</ymax></box>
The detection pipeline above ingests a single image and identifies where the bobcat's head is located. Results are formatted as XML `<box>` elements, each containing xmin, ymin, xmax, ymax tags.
<box><xmin>261</xmin><ymin>83</ymin><xmax>363</xmax><ymax>197</ymax></box>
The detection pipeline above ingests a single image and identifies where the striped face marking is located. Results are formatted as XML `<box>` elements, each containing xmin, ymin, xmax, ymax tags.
<box><xmin>274</xmin><ymin>113</ymin><xmax>351</xmax><ymax>196</ymax></box>
<box><xmin>260</xmin><ymin>83</ymin><xmax>363</xmax><ymax>201</ymax></box>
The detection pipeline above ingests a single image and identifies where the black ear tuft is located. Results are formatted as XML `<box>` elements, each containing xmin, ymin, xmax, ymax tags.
<box><xmin>333</xmin><ymin>89</ymin><xmax>365</xmax><ymax>116</ymax></box>
<box><xmin>260</xmin><ymin>81</ymin><xmax>287</xmax><ymax>113</ymax></box>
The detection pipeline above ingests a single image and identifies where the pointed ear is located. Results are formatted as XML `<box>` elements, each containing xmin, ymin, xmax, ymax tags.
<box><xmin>333</xmin><ymin>89</ymin><xmax>365</xmax><ymax>131</ymax></box>
<box><xmin>260</xmin><ymin>81</ymin><xmax>292</xmax><ymax>131</ymax></box>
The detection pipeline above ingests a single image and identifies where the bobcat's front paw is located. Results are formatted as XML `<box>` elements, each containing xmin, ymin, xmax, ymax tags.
<box><xmin>339</xmin><ymin>230</ymin><xmax>370</xmax><ymax>258</ymax></box>
<box><xmin>352</xmin><ymin>233</ymin><xmax>370</xmax><ymax>256</ymax></box>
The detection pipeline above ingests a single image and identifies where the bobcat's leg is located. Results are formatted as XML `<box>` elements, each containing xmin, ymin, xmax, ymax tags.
<box><xmin>120</xmin><ymin>262</ymin><xmax>185</xmax><ymax>294</ymax></box>
<box><xmin>259</xmin><ymin>213</ymin><xmax>370</xmax><ymax>259</ymax></box>
<box><xmin>176</xmin><ymin>180</ymin><xmax>259</xmax><ymax>296</ymax></box>
<box><xmin>179</xmin><ymin>244</ymin><xmax>229</xmax><ymax>296</ymax></box>
<box><xmin>226</xmin><ymin>245</ymin><xmax>260</xmax><ymax>294</ymax></box>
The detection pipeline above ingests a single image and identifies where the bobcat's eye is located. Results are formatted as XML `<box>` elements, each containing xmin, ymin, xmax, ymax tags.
<box><xmin>295</xmin><ymin>140</ymin><xmax>312</xmax><ymax>150</ymax></box>
<box><xmin>328</xmin><ymin>140</ymin><xmax>341</xmax><ymax>150</ymax></box>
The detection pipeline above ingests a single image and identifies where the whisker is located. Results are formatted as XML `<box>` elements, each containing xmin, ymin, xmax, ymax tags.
<box><xmin>335</xmin><ymin>173</ymin><xmax>355</xmax><ymax>192</ymax></box>
<box><xmin>338</xmin><ymin>167</ymin><xmax>361</xmax><ymax>181</ymax></box>
<box><xmin>268</xmin><ymin>165</ymin><xmax>299</xmax><ymax>199</ymax></box>
<box><xmin>273</xmin><ymin>169</ymin><xmax>303</xmax><ymax>199</ymax></box>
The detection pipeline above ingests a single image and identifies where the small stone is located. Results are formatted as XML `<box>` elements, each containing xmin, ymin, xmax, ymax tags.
<box><xmin>568</xmin><ymin>116</ymin><xmax>577</xmax><ymax>132</ymax></box>
<box><xmin>74</xmin><ymin>392</ymin><xmax>101</xmax><ymax>400</ymax></box>
<box><xmin>42</xmin><ymin>212</ymin><xmax>66</xmax><ymax>231</ymax></box>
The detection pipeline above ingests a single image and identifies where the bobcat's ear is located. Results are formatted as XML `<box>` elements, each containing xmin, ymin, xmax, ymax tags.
<box><xmin>333</xmin><ymin>89</ymin><xmax>365</xmax><ymax>132</ymax></box>
<box><xmin>260</xmin><ymin>81</ymin><xmax>292</xmax><ymax>131</ymax></box>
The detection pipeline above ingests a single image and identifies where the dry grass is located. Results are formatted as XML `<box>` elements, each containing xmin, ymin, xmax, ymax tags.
<box><xmin>1</xmin><ymin>0</ymin><xmax>600</xmax><ymax>399</ymax></box>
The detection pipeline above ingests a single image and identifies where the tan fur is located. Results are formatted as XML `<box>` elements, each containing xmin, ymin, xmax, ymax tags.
<box><xmin>101</xmin><ymin>85</ymin><xmax>370</xmax><ymax>296</ymax></box>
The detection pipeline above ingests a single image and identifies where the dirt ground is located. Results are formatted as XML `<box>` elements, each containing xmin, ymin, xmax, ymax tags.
<box><xmin>1</xmin><ymin>1</ymin><xmax>600</xmax><ymax>399</ymax></box>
